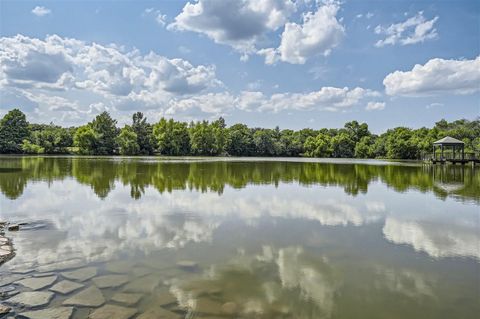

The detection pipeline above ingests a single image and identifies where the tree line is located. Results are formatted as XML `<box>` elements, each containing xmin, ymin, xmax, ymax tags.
<box><xmin>0</xmin><ymin>108</ymin><xmax>478</xmax><ymax>159</ymax></box>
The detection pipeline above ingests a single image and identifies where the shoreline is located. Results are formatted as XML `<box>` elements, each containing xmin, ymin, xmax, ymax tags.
<box><xmin>0</xmin><ymin>222</ymin><xmax>15</xmax><ymax>265</ymax></box>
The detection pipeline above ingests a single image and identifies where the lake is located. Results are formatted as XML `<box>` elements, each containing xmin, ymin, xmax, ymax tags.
<box><xmin>0</xmin><ymin>156</ymin><xmax>479</xmax><ymax>319</ymax></box>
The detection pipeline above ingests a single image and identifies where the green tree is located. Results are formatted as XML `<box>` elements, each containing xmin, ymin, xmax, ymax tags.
<box><xmin>132</xmin><ymin>112</ymin><xmax>155</xmax><ymax>155</ymax></box>
<box><xmin>190</xmin><ymin>121</ymin><xmax>217</xmax><ymax>155</ymax></box>
<box><xmin>116</xmin><ymin>125</ymin><xmax>139</xmax><ymax>155</ymax></box>
<box><xmin>331</xmin><ymin>132</ymin><xmax>355</xmax><ymax>158</ymax></box>
<box><xmin>90</xmin><ymin>112</ymin><xmax>118</xmax><ymax>155</ymax></box>
<box><xmin>304</xmin><ymin>133</ymin><xmax>332</xmax><ymax>157</ymax></box>
<box><xmin>354</xmin><ymin>136</ymin><xmax>375</xmax><ymax>158</ymax></box>
<box><xmin>0</xmin><ymin>109</ymin><xmax>30</xmax><ymax>153</ymax></box>
<box><xmin>74</xmin><ymin>125</ymin><xmax>97</xmax><ymax>155</ymax></box>
<box><xmin>153</xmin><ymin>118</ymin><xmax>190</xmax><ymax>155</ymax></box>
<box><xmin>226</xmin><ymin>124</ymin><xmax>255</xmax><ymax>156</ymax></box>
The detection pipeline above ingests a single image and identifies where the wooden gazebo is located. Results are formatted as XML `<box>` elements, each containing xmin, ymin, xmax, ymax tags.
<box><xmin>432</xmin><ymin>136</ymin><xmax>464</xmax><ymax>162</ymax></box>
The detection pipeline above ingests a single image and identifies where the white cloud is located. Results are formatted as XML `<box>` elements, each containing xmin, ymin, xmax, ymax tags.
<box><xmin>259</xmin><ymin>2</ymin><xmax>344</xmax><ymax>64</ymax></box>
<box><xmin>144</xmin><ymin>8</ymin><xmax>167</xmax><ymax>26</ymax></box>
<box><xmin>375</xmin><ymin>12</ymin><xmax>438</xmax><ymax>47</ymax></box>
<box><xmin>0</xmin><ymin>34</ymin><xmax>223</xmax><ymax>122</ymax></box>
<box><xmin>383</xmin><ymin>56</ymin><xmax>480</xmax><ymax>96</ymax></box>
<box><xmin>236</xmin><ymin>87</ymin><xmax>380</xmax><ymax>112</ymax></box>
<box><xmin>32</xmin><ymin>6</ymin><xmax>51</xmax><ymax>17</ymax></box>
<box><xmin>365</xmin><ymin>101</ymin><xmax>385</xmax><ymax>111</ymax></box>
<box><xmin>168</xmin><ymin>0</ymin><xmax>296</xmax><ymax>54</ymax></box>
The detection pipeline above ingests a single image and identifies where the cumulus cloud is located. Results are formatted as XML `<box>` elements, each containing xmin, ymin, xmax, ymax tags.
<box><xmin>236</xmin><ymin>87</ymin><xmax>380</xmax><ymax>112</ymax></box>
<box><xmin>374</xmin><ymin>12</ymin><xmax>438</xmax><ymax>47</ymax></box>
<box><xmin>168</xmin><ymin>0</ymin><xmax>296</xmax><ymax>53</ymax></box>
<box><xmin>383</xmin><ymin>56</ymin><xmax>480</xmax><ymax>96</ymax></box>
<box><xmin>365</xmin><ymin>101</ymin><xmax>385</xmax><ymax>111</ymax></box>
<box><xmin>32</xmin><ymin>6</ymin><xmax>51</xmax><ymax>17</ymax></box>
<box><xmin>0</xmin><ymin>34</ymin><xmax>223</xmax><ymax>122</ymax></box>
<box><xmin>259</xmin><ymin>2</ymin><xmax>344</xmax><ymax>64</ymax></box>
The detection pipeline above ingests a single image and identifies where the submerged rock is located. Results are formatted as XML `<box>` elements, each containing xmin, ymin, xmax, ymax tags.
<box><xmin>5</xmin><ymin>291</ymin><xmax>54</xmax><ymax>308</ymax></box>
<box><xmin>16</xmin><ymin>276</ymin><xmax>57</xmax><ymax>290</ymax></box>
<box><xmin>88</xmin><ymin>304</ymin><xmax>137</xmax><ymax>319</ymax></box>
<box><xmin>105</xmin><ymin>261</ymin><xmax>135</xmax><ymax>274</ymax></box>
<box><xmin>193</xmin><ymin>298</ymin><xmax>224</xmax><ymax>315</ymax></box>
<box><xmin>0</xmin><ymin>304</ymin><xmax>11</xmax><ymax>316</ymax></box>
<box><xmin>156</xmin><ymin>292</ymin><xmax>178</xmax><ymax>307</ymax></box>
<box><xmin>50</xmin><ymin>280</ymin><xmax>84</xmax><ymax>294</ymax></box>
<box><xmin>176</xmin><ymin>261</ymin><xmax>199</xmax><ymax>271</ymax></box>
<box><xmin>0</xmin><ymin>274</ymin><xmax>24</xmax><ymax>287</ymax></box>
<box><xmin>123</xmin><ymin>275</ymin><xmax>160</xmax><ymax>293</ymax></box>
<box><xmin>62</xmin><ymin>267</ymin><xmax>97</xmax><ymax>282</ymax></box>
<box><xmin>63</xmin><ymin>286</ymin><xmax>105</xmax><ymax>307</ymax></box>
<box><xmin>7</xmin><ymin>225</ymin><xmax>19</xmax><ymax>231</ymax></box>
<box><xmin>92</xmin><ymin>275</ymin><xmax>129</xmax><ymax>289</ymax></box>
<box><xmin>221</xmin><ymin>301</ymin><xmax>238</xmax><ymax>315</ymax></box>
<box><xmin>111</xmin><ymin>293</ymin><xmax>143</xmax><ymax>306</ymax></box>
<box><xmin>19</xmin><ymin>307</ymin><xmax>74</xmax><ymax>319</ymax></box>
<box><xmin>137</xmin><ymin>306</ymin><xmax>181</xmax><ymax>319</ymax></box>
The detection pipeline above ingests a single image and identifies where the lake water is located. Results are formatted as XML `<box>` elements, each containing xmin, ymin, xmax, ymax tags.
<box><xmin>0</xmin><ymin>156</ymin><xmax>479</xmax><ymax>318</ymax></box>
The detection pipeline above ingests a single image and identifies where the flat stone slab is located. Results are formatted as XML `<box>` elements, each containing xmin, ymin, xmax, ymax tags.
<box><xmin>50</xmin><ymin>280</ymin><xmax>84</xmax><ymax>294</ymax></box>
<box><xmin>0</xmin><ymin>274</ymin><xmax>24</xmax><ymax>287</ymax></box>
<box><xmin>5</xmin><ymin>291</ymin><xmax>54</xmax><ymax>308</ymax></box>
<box><xmin>137</xmin><ymin>307</ymin><xmax>181</xmax><ymax>319</ymax></box>
<box><xmin>88</xmin><ymin>304</ymin><xmax>137</xmax><ymax>319</ymax></box>
<box><xmin>16</xmin><ymin>276</ymin><xmax>57</xmax><ymax>290</ymax></box>
<box><xmin>132</xmin><ymin>267</ymin><xmax>151</xmax><ymax>277</ymax></box>
<box><xmin>123</xmin><ymin>275</ymin><xmax>160</xmax><ymax>293</ymax></box>
<box><xmin>19</xmin><ymin>307</ymin><xmax>74</xmax><ymax>319</ymax></box>
<box><xmin>105</xmin><ymin>261</ymin><xmax>135</xmax><ymax>274</ymax></box>
<box><xmin>111</xmin><ymin>293</ymin><xmax>143</xmax><ymax>306</ymax></box>
<box><xmin>63</xmin><ymin>286</ymin><xmax>105</xmax><ymax>307</ymax></box>
<box><xmin>36</xmin><ymin>259</ymin><xmax>85</xmax><ymax>273</ymax></box>
<box><xmin>194</xmin><ymin>298</ymin><xmax>224</xmax><ymax>315</ymax></box>
<box><xmin>156</xmin><ymin>292</ymin><xmax>178</xmax><ymax>307</ymax></box>
<box><xmin>92</xmin><ymin>275</ymin><xmax>129</xmax><ymax>288</ymax></box>
<box><xmin>61</xmin><ymin>267</ymin><xmax>97</xmax><ymax>282</ymax></box>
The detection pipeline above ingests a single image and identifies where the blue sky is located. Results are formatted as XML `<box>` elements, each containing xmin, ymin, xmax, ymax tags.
<box><xmin>0</xmin><ymin>0</ymin><xmax>478</xmax><ymax>133</ymax></box>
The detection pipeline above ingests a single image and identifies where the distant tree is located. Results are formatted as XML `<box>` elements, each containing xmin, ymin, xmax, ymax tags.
<box><xmin>226</xmin><ymin>124</ymin><xmax>254</xmax><ymax>156</ymax></box>
<box><xmin>190</xmin><ymin>121</ymin><xmax>217</xmax><ymax>155</ymax></box>
<box><xmin>21</xmin><ymin>139</ymin><xmax>44</xmax><ymax>154</ymax></box>
<box><xmin>385</xmin><ymin>127</ymin><xmax>419</xmax><ymax>159</ymax></box>
<box><xmin>354</xmin><ymin>136</ymin><xmax>375</xmax><ymax>158</ymax></box>
<box><xmin>153</xmin><ymin>118</ymin><xmax>190</xmax><ymax>156</ymax></box>
<box><xmin>344</xmin><ymin>120</ymin><xmax>370</xmax><ymax>143</ymax></box>
<box><xmin>132</xmin><ymin>112</ymin><xmax>155</xmax><ymax>155</ymax></box>
<box><xmin>26</xmin><ymin>124</ymin><xmax>72</xmax><ymax>154</ymax></box>
<box><xmin>90</xmin><ymin>112</ymin><xmax>118</xmax><ymax>155</ymax></box>
<box><xmin>74</xmin><ymin>125</ymin><xmax>97</xmax><ymax>155</ymax></box>
<box><xmin>253</xmin><ymin>129</ymin><xmax>281</xmax><ymax>156</ymax></box>
<box><xmin>116</xmin><ymin>125</ymin><xmax>139</xmax><ymax>155</ymax></box>
<box><xmin>0</xmin><ymin>109</ymin><xmax>30</xmax><ymax>153</ymax></box>
<box><xmin>331</xmin><ymin>132</ymin><xmax>355</xmax><ymax>158</ymax></box>
<box><xmin>304</xmin><ymin>133</ymin><xmax>332</xmax><ymax>157</ymax></box>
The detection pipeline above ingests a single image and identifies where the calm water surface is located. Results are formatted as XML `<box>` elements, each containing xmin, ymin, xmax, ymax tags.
<box><xmin>0</xmin><ymin>156</ymin><xmax>479</xmax><ymax>318</ymax></box>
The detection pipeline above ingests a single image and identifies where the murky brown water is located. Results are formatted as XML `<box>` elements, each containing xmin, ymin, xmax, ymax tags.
<box><xmin>0</xmin><ymin>156</ymin><xmax>479</xmax><ymax>318</ymax></box>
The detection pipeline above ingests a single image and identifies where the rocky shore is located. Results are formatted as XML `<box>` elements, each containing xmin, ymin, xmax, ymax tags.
<box><xmin>0</xmin><ymin>221</ymin><xmax>15</xmax><ymax>265</ymax></box>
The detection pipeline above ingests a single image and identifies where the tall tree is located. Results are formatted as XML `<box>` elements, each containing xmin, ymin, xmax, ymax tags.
<box><xmin>153</xmin><ymin>118</ymin><xmax>190</xmax><ymax>155</ymax></box>
<box><xmin>116</xmin><ymin>125</ymin><xmax>140</xmax><ymax>155</ymax></box>
<box><xmin>90</xmin><ymin>112</ymin><xmax>118</xmax><ymax>155</ymax></box>
<box><xmin>132</xmin><ymin>112</ymin><xmax>155</xmax><ymax>155</ymax></box>
<box><xmin>0</xmin><ymin>109</ymin><xmax>30</xmax><ymax>153</ymax></box>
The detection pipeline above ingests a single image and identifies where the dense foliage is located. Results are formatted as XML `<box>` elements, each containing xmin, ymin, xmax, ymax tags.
<box><xmin>0</xmin><ymin>109</ymin><xmax>478</xmax><ymax>159</ymax></box>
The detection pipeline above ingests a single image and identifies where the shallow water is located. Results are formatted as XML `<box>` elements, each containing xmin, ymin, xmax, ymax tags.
<box><xmin>0</xmin><ymin>156</ymin><xmax>479</xmax><ymax>318</ymax></box>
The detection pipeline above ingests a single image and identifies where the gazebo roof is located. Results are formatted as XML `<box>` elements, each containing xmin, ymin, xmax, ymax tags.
<box><xmin>433</xmin><ymin>136</ymin><xmax>464</xmax><ymax>145</ymax></box>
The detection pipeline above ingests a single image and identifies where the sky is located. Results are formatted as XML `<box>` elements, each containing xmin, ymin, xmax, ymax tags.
<box><xmin>0</xmin><ymin>0</ymin><xmax>479</xmax><ymax>133</ymax></box>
